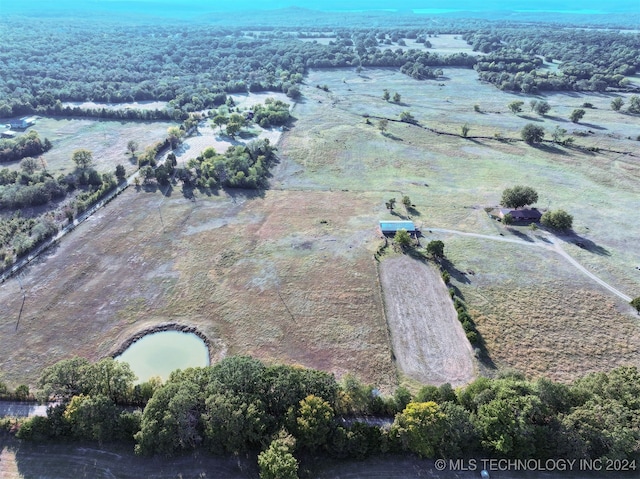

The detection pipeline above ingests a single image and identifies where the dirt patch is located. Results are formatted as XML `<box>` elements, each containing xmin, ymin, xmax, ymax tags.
<box><xmin>378</xmin><ymin>255</ymin><xmax>475</xmax><ymax>387</ymax></box>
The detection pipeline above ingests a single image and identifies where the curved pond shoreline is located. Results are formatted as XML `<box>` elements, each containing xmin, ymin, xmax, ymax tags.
<box><xmin>110</xmin><ymin>323</ymin><xmax>213</xmax><ymax>363</ymax></box>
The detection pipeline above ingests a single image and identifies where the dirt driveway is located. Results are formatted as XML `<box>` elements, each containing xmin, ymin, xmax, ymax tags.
<box><xmin>379</xmin><ymin>255</ymin><xmax>475</xmax><ymax>387</ymax></box>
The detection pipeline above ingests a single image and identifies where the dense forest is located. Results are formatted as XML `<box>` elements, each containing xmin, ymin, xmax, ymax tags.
<box><xmin>1</xmin><ymin>16</ymin><xmax>638</xmax><ymax>119</ymax></box>
<box><xmin>5</xmin><ymin>356</ymin><xmax>639</xmax><ymax>476</ymax></box>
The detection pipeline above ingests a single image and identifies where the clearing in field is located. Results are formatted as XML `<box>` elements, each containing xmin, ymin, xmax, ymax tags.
<box><xmin>9</xmin><ymin>117</ymin><xmax>174</xmax><ymax>176</ymax></box>
<box><xmin>378</xmin><ymin>255</ymin><xmax>475</xmax><ymax>387</ymax></box>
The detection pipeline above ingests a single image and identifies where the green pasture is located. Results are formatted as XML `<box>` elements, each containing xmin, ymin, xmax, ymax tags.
<box><xmin>279</xmin><ymin>68</ymin><xmax>640</xmax><ymax>299</ymax></box>
<box><xmin>11</xmin><ymin>117</ymin><xmax>174</xmax><ymax>176</ymax></box>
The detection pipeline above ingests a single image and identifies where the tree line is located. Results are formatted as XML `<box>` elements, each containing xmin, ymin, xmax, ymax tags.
<box><xmin>2</xmin><ymin>17</ymin><xmax>638</xmax><ymax>120</ymax></box>
<box><xmin>7</xmin><ymin>355</ymin><xmax>639</xmax><ymax>478</ymax></box>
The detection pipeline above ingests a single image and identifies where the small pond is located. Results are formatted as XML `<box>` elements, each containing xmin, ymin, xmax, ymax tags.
<box><xmin>116</xmin><ymin>330</ymin><xmax>210</xmax><ymax>382</ymax></box>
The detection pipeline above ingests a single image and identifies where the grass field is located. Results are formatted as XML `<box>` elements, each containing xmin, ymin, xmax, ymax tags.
<box><xmin>1</xmin><ymin>67</ymin><xmax>639</xmax><ymax>394</ymax></box>
<box><xmin>11</xmin><ymin>117</ymin><xmax>174</xmax><ymax>176</ymax></box>
<box><xmin>1</xmin><ymin>58</ymin><xmax>640</xmax><ymax>479</ymax></box>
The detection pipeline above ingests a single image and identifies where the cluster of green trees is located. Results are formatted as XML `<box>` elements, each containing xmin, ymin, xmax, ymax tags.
<box><xmin>467</xmin><ymin>27</ymin><xmax>639</xmax><ymax>93</ymax></box>
<box><xmin>2</xmin><ymin>18</ymin><xmax>637</xmax><ymax>119</ymax></box>
<box><xmin>252</xmin><ymin>99</ymin><xmax>292</xmax><ymax>128</ymax></box>
<box><xmin>501</xmin><ymin>185</ymin><xmax>538</xmax><ymax>209</ymax></box>
<box><xmin>541</xmin><ymin>210</ymin><xmax>573</xmax><ymax>231</ymax></box>
<box><xmin>0</xmin><ymin>213</ymin><xmax>58</xmax><ymax>266</ymax></box>
<box><xmin>0</xmin><ymin>131</ymin><xmax>52</xmax><ymax>163</ymax></box>
<box><xmin>13</xmin><ymin>356</ymin><xmax>640</xmax><ymax>476</ymax></box>
<box><xmin>211</xmin><ymin>98</ymin><xmax>291</xmax><ymax>134</ymax></box>
<box><xmin>0</xmin><ymin>147</ymin><xmax>121</xmax><ymax>269</ymax></box>
<box><xmin>187</xmin><ymin>138</ymin><xmax>277</xmax><ymax>189</ymax></box>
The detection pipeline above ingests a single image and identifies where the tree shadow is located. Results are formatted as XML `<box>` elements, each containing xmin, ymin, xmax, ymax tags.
<box><xmin>159</xmin><ymin>183</ymin><xmax>173</xmax><ymax>198</ymax></box>
<box><xmin>407</xmin><ymin>206</ymin><xmax>421</xmax><ymax>217</ymax></box>
<box><xmin>546</xmin><ymin>115</ymin><xmax>569</xmax><ymax>123</ymax></box>
<box><xmin>507</xmin><ymin>228</ymin><xmax>534</xmax><ymax>242</ymax></box>
<box><xmin>535</xmin><ymin>234</ymin><xmax>552</xmax><ymax>243</ymax></box>
<box><xmin>381</xmin><ymin>131</ymin><xmax>403</xmax><ymax>141</ymax></box>
<box><xmin>224</xmin><ymin>187</ymin><xmax>266</xmax><ymax>201</ymax></box>
<box><xmin>567</xmin><ymin>233</ymin><xmax>611</xmax><ymax>256</ymax></box>
<box><xmin>141</xmin><ymin>183</ymin><xmax>158</xmax><ymax>193</ymax></box>
<box><xmin>537</xmin><ymin>143</ymin><xmax>570</xmax><ymax>155</ymax></box>
<box><xmin>389</xmin><ymin>210</ymin><xmax>409</xmax><ymax>219</ymax></box>
<box><xmin>173</xmin><ymin>143</ymin><xmax>191</xmax><ymax>156</ymax></box>
<box><xmin>581</xmin><ymin>122</ymin><xmax>607</xmax><ymax>131</ymax></box>
<box><xmin>181</xmin><ymin>183</ymin><xmax>196</xmax><ymax>200</ymax></box>
<box><xmin>519</xmin><ymin>115</ymin><xmax>544</xmax><ymax>122</ymax></box>
<box><xmin>441</xmin><ymin>258</ymin><xmax>471</xmax><ymax>285</ymax></box>
<box><xmin>238</xmin><ymin>130</ymin><xmax>258</xmax><ymax>140</ymax></box>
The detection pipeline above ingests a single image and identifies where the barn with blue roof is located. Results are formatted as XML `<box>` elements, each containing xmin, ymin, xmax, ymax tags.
<box><xmin>379</xmin><ymin>220</ymin><xmax>417</xmax><ymax>236</ymax></box>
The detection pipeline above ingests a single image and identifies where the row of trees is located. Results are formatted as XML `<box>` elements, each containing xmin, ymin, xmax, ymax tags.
<box><xmin>12</xmin><ymin>356</ymin><xmax>640</xmax><ymax>476</ymax></box>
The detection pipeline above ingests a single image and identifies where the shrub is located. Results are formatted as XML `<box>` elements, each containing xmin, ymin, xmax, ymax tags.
<box><xmin>521</xmin><ymin>124</ymin><xmax>544</xmax><ymax>144</ymax></box>
<box><xmin>541</xmin><ymin>209</ymin><xmax>573</xmax><ymax>231</ymax></box>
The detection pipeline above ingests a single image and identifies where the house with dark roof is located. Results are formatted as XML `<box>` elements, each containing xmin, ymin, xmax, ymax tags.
<box><xmin>498</xmin><ymin>208</ymin><xmax>542</xmax><ymax>223</ymax></box>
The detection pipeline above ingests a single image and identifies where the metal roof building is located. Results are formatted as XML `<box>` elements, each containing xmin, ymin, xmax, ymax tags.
<box><xmin>379</xmin><ymin>220</ymin><xmax>416</xmax><ymax>235</ymax></box>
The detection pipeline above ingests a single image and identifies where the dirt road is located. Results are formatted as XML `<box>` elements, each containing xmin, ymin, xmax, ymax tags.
<box><xmin>426</xmin><ymin>228</ymin><xmax>632</xmax><ymax>303</ymax></box>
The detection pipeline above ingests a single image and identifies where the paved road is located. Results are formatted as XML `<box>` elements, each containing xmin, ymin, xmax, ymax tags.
<box><xmin>0</xmin><ymin>401</ymin><xmax>48</xmax><ymax>417</ymax></box>
<box><xmin>425</xmin><ymin>227</ymin><xmax>632</xmax><ymax>303</ymax></box>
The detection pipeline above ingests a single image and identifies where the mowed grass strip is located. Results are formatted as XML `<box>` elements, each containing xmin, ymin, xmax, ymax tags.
<box><xmin>378</xmin><ymin>255</ymin><xmax>475</xmax><ymax>387</ymax></box>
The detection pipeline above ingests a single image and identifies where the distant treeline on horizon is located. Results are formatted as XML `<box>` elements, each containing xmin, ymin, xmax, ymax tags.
<box><xmin>3</xmin><ymin>0</ymin><xmax>639</xmax><ymax>16</ymax></box>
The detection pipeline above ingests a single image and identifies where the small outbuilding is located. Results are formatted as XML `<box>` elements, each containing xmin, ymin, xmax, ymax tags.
<box><xmin>498</xmin><ymin>208</ymin><xmax>542</xmax><ymax>223</ymax></box>
<box><xmin>379</xmin><ymin>220</ymin><xmax>417</xmax><ymax>236</ymax></box>
<box><xmin>8</xmin><ymin>117</ymin><xmax>36</xmax><ymax>130</ymax></box>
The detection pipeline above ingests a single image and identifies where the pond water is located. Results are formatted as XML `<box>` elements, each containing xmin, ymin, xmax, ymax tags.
<box><xmin>116</xmin><ymin>330</ymin><xmax>210</xmax><ymax>382</ymax></box>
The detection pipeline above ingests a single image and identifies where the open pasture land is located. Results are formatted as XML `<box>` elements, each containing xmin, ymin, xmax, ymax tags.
<box><xmin>0</xmin><ymin>187</ymin><xmax>396</xmax><ymax>390</ymax></box>
<box><xmin>1</xmin><ymin>66</ymin><xmax>639</xmax><ymax>390</ymax></box>
<box><xmin>378</xmin><ymin>255</ymin><xmax>475</xmax><ymax>387</ymax></box>
<box><xmin>376</xmin><ymin>34</ymin><xmax>481</xmax><ymax>57</ymax></box>
<box><xmin>432</xmin><ymin>234</ymin><xmax>640</xmax><ymax>382</ymax></box>
<box><xmin>276</xmin><ymin>67</ymin><xmax>640</xmax><ymax>380</ymax></box>
<box><xmin>14</xmin><ymin>117</ymin><xmax>174</xmax><ymax>176</ymax></box>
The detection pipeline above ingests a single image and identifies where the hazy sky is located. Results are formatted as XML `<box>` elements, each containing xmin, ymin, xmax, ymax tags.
<box><xmin>3</xmin><ymin>0</ymin><xmax>639</xmax><ymax>13</ymax></box>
